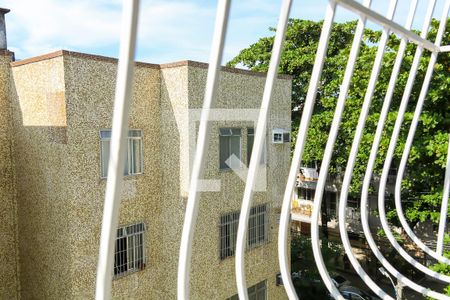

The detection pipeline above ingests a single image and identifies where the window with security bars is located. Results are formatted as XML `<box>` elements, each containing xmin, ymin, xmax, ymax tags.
<box><xmin>100</xmin><ymin>129</ymin><xmax>143</xmax><ymax>178</ymax></box>
<box><xmin>219</xmin><ymin>204</ymin><xmax>268</xmax><ymax>260</ymax></box>
<box><xmin>247</xmin><ymin>128</ymin><xmax>266</xmax><ymax>165</ymax></box>
<box><xmin>114</xmin><ymin>222</ymin><xmax>146</xmax><ymax>277</ymax></box>
<box><xmin>248</xmin><ymin>204</ymin><xmax>268</xmax><ymax>248</ymax></box>
<box><xmin>227</xmin><ymin>280</ymin><xmax>267</xmax><ymax>300</ymax></box>
<box><xmin>219</xmin><ymin>128</ymin><xmax>241</xmax><ymax>170</ymax></box>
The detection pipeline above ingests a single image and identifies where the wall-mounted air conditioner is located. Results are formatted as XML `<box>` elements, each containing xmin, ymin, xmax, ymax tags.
<box><xmin>272</xmin><ymin>128</ymin><xmax>290</xmax><ymax>144</ymax></box>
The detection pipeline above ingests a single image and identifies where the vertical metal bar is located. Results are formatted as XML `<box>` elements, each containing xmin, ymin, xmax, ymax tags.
<box><xmin>438</xmin><ymin>135</ymin><xmax>450</xmax><ymax>256</ymax></box>
<box><xmin>95</xmin><ymin>1</ymin><xmax>140</xmax><ymax>298</ymax></box>
<box><xmin>177</xmin><ymin>1</ymin><xmax>231</xmax><ymax>299</ymax></box>
<box><xmin>337</xmin><ymin>0</ymin><xmax>399</xmax><ymax>297</ymax></box>
<box><xmin>310</xmin><ymin>0</ymin><xmax>371</xmax><ymax>298</ymax></box>
<box><xmin>235</xmin><ymin>0</ymin><xmax>292</xmax><ymax>299</ymax></box>
<box><xmin>278</xmin><ymin>1</ymin><xmax>337</xmax><ymax>299</ymax></box>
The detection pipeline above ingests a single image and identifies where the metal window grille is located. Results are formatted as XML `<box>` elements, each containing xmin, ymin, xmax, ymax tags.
<box><xmin>248</xmin><ymin>204</ymin><xmax>269</xmax><ymax>248</ymax></box>
<box><xmin>113</xmin><ymin>222</ymin><xmax>146</xmax><ymax>278</ymax></box>
<box><xmin>219</xmin><ymin>128</ymin><xmax>242</xmax><ymax>170</ymax></box>
<box><xmin>100</xmin><ymin>129</ymin><xmax>143</xmax><ymax>178</ymax></box>
<box><xmin>220</xmin><ymin>204</ymin><xmax>268</xmax><ymax>259</ymax></box>
<box><xmin>227</xmin><ymin>280</ymin><xmax>267</xmax><ymax>300</ymax></box>
<box><xmin>220</xmin><ymin>211</ymin><xmax>239</xmax><ymax>260</ymax></box>
<box><xmin>95</xmin><ymin>0</ymin><xmax>450</xmax><ymax>299</ymax></box>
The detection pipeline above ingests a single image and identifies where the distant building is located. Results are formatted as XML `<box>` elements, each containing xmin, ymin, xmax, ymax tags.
<box><xmin>291</xmin><ymin>162</ymin><xmax>398</xmax><ymax>236</ymax></box>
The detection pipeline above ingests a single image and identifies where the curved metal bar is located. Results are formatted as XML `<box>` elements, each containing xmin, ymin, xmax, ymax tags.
<box><xmin>361</xmin><ymin>173</ymin><xmax>450</xmax><ymax>299</ymax></box>
<box><xmin>235</xmin><ymin>0</ymin><xmax>293</xmax><ymax>299</ymax></box>
<box><xmin>335</xmin><ymin>0</ymin><xmax>439</xmax><ymax>52</ymax></box>
<box><xmin>177</xmin><ymin>1</ymin><xmax>231</xmax><ymax>298</ymax></box>
<box><xmin>376</xmin><ymin>0</ymin><xmax>450</xmax><ymax>282</ymax></box>
<box><xmin>95</xmin><ymin>1</ymin><xmax>140</xmax><ymax>299</ymax></box>
<box><xmin>337</xmin><ymin>1</ymin><xmax>399</xmax><ymax>299</ymax></box>
<box><xmin>278</xmin><ymin>1</ymin><xmax>338</xmax><ymax>299</ymax></box>
<box><xmin>394</xmin><ymin>0</ymin><xmax>450</xmax><ymax>262</ymax></box>
<box><xmin>355</xmin><ymin>1</ymin><xmax>450</xmax><ymax>297</ymax></box>
<box><xmin>437</xmin><ymin>135</ymin><xmax>450</xmax><ymax>256</ymax></box>
<box><xmin>310</xmin><ymin>1</ymin><xmax>371</xmax><ymax>299</ymax></box>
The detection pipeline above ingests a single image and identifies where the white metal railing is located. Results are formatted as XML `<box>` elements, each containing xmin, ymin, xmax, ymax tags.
<box><xmin>94</xmin><ymin>0</ymin><xmax>450</xmax><ymax>299</ymax></box>
<box><xmin>96</xmin><ymin>0</ymin><xmax>139</xmax><ymax>299</ymax></box>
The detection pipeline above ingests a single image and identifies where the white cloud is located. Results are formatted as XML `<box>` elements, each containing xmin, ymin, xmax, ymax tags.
<box><xmin>2</xmin><ymin>0</ymin><xmax>447</xmax><ymax>63</ymax></box>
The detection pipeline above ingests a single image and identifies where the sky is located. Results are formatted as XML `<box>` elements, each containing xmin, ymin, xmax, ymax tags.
<box><xmin>2</xmin><ymin>0</ymin><xmax>447</xmax><ymax>65</ymax></box>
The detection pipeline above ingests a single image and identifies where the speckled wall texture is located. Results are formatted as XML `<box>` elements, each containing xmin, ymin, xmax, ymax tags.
<box><xmin>160</xmin><ymin>62</ymin><xmax>291</xmax><ymax>300</ymax></box>
<box><xmin>5</xmin><ymin>50</ymin><xmax>291</xmax><ymax>299</ymax></box>
<box><xmin>0</xmin><ymin>51</ymin><xmax>19</xmax><ymax>299</ymax></box>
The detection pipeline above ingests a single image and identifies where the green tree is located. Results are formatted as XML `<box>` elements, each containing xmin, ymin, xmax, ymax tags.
<box><xmin>229</xmin><ymin>18</ymin><xmax>450</xmax><ymax>295</ymax></box>
<box><xmin>228</xmin><ymin>18</ymin><xmax>449</xmax><ymax>226</ymax></box>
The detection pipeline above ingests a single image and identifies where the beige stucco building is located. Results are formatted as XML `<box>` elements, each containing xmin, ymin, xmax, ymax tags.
<box><xmin>0</xmin><ymin>47</ymin><xmax>292</xmax><ymax>300</ymax></box>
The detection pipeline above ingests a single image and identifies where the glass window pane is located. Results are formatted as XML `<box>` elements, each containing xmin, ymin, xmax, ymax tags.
<box><xmin>229</xmin><ymin>136</ymin><xmax>241</xmax><ymax>168</ymax></box>
<box><xmin>231</xmin><ymin>128</ymin><xmax>241</xmax><ymax>136</ymax></box>
<box><xmin>220</xmin><ymin>135</ymin><xmax>230</xmax><ymax>169</ymax></box>
<box><xmin>129</xmin><ymin>139</ymin><xmax>142</xmax><ymax>174</ymax></box>
<box><xmin>248</xmin><ymin>128</ymin><xmax>266</xmax><ymax>165</ymax></box>
<box><xmin>101</xmin><ymin>140</ymin><xmax>110</xmax><ymax>177</ymax></box>
<box><xmin>257</xmin><ymin>289</ymin><xmax>266</xmax><ymax>300</ymax></box>
<box><xmin>219</xmin><ymin>128</ymin><xmax>231</xmax><ymax>136</ymax></box>
<box><xmin>124</xmin><ymin>140</ymin><xmax>130</xmax><ymax>175</ymax></box>
<box><xmin>247</xmin><ymin>133</ymin><xmax>254</xmax><ymax>165</ymax></box>
<box><xmin>128</xmin><ymin>130</ymin><xmax>142</xmax><ymax>137</ymax></box>
<box><xmin>100</xmin><ymin>130</ymin><xmax>111</xmax><ymax>139</ymax></box>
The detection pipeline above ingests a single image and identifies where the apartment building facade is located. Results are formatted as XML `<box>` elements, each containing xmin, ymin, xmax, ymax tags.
<box><xmin>0</xmin><ymin>47</ymin><xmax>292</xmax><ymax>299</ymax></box>
<box><xmin>291</xmin><ymin>164</ymin><xmax>400</xmax><ymax>235</ymax></box>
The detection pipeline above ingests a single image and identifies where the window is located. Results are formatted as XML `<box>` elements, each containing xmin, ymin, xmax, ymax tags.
<box><xmin>219</xmin><ymin>211</ymin><xmax>239</xmax><ymax>260</ymax></box>
<box><xmin>327</xmin><ymin>191</ymin><xmax>337</xmax><ymax>217</ymax></box>
<box><xmin>227</xmin><ymin>280</ymin><xmax>267</xmax><ymax>300</ymax></box>
<box><xmin>248</xmin><ymin>204</ymin><xmax>268</xmax><ymax>248</ymax></box>
<box><xmin>114</xmin><ymin>222</ymin><xmax>146</xmax><ymax>277</ymax></box>
<box><xmin>219</xmin><ymin>204</ymin><xmax>269</xmax><ymax>260</ymax></box>
<box><xmin>219</xmin><ymin>128</ymin><xmax>241</xmax><ymax>170</ymax></box>
<box><xmin>299</xmin><ymin>187</ymin><xmax>315</xmax><ymax>201</ymax></box>
<box><xmin>247</xmin><ymin>128</ymin><xmax>266</xmax><ymax>165</ymax></box>
<box><xmin>100</xmin><ymin>129</ymin><xmax>143</xmax><ymax>178</ymax></box>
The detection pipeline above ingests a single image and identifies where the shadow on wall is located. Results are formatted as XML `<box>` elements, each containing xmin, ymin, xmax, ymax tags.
<box><xmin>9</xmin><ymin>69</ymin><xmax>72</xmax><ymax>299</ymax></box>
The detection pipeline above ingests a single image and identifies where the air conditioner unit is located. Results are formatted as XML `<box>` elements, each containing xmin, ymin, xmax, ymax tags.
<box><xmin>272</xmin><ymin>129</ymin><xmax>290</xmax><ymax>144</ymax></box>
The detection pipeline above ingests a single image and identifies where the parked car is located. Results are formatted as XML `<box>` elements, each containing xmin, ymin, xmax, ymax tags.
<box><xmin>331</xmin><ymin>274</ymin><xmax>351</xmax><ymax>288</ymax></box>
<box><xmin>338</xmin><ymin>285</ymin><xmax>381</xmax><ymax>300</ymax></box>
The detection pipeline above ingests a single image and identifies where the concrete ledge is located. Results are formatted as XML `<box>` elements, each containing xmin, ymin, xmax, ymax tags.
<box><xmin>10</xmin><ymin>49</ymin><xmax>293</xmax><ymax>80</ymax></box>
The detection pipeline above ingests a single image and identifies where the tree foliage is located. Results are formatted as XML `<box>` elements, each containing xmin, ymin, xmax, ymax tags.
<box><xmin>228</xmin><ymin>18</ymin><xmax>450</xmax><ymax>226</ymax></box>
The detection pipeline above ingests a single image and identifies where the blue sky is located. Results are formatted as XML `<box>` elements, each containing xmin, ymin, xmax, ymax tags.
<box><xmin>2</xmin><ymin>0</ymin><xmax>447</xmax><ymax>64</ymax></box>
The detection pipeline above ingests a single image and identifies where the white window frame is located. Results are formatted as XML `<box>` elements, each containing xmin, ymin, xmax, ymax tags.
<box><xmin>100</xmin><ymin>129</ymin><xmax>144</xmax><ymax>178</ymax></box>
<box><xmin>219</xmin><ymin>128</ymin><xmax>242</xmax><ymax>170</ymax></box>
<box><xmin>113</xmin><ymin>222</ymin><xmax>146</xmax><ymax>278</ymax></box>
